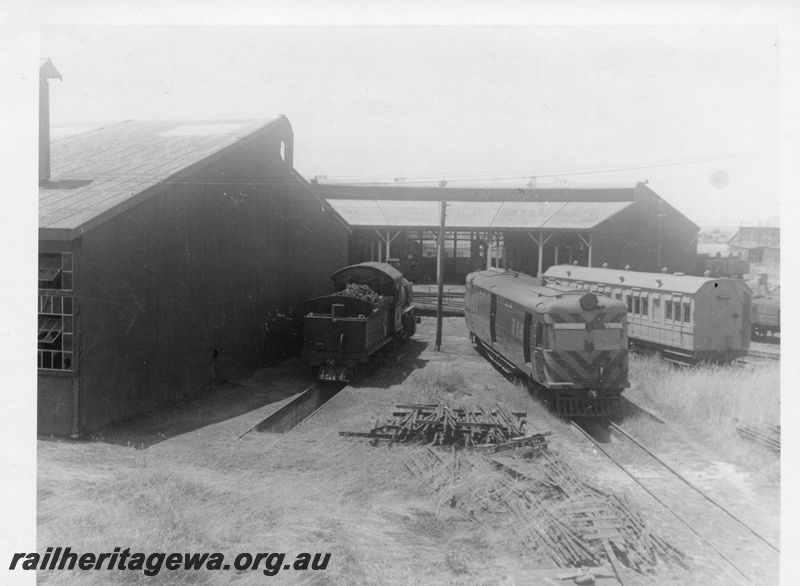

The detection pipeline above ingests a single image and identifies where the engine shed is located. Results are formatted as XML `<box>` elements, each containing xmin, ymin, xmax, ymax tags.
<box><xmin>314</xmin><ymin>181</ymin><xmax>699</xmax><ymax>283</ymax></box>
<box><xmin>38</xmin><ymin>92</ymin><xmax>350</xmax><ymax>435</ymax></box>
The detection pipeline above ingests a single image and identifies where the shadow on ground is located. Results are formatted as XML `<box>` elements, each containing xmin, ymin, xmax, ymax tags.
<box><xmin>52</xmin><ymin>359</ymin><xmax>314</xmax><ymax>449</ymax></box>
<box><xmin>350</xmin><ymin>337</ymin><xmax>431</xmax><ymax>389</ymax></box>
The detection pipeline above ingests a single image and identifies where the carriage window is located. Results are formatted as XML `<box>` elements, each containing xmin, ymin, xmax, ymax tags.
<box><xmin>665</xmin><ymin>301</ymin><xmax>672</xmax><ymax>320</ymax></box>
<box><xmin>641</xmin><ymin>297</ymin><xmax>649</xmax><ymax>317</ymax></box>
<box><xmin>674</xmin><ymin>302</ymin><xmax>681</xmax><ymax>322</ymax></box>
<box><xmin>683</xmin><ymin>302</ymin><xmax>691</xmax><ymax>322</ymax></box>
<box><xmin>652</xmin><ymin>298</ymin><xmax>660</xmax><ymax>320</ymax></box>
<box><xmin>626</xmin><ymin>295</ymin><xmax>632</xmax><ymax>313</ymax></box>
<box><xmin>634</xmin><ymin>297</ymin><xmax>640</xmax><ymax>315</ymax></box>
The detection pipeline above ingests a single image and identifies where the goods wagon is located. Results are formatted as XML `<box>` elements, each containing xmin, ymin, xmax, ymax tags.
<box><xmin>303</xmin><ymin>262</ymin><xmax>416</xmax><ymax>381</ymax></box>
<box><xmin>465</xmin><ymin>268</ymin><xmax>629</xmax><ymax>417</ymax></box>
<box><xmin>543</xmin><ymin>265</ymin><xmax>751</xmax><ymax>363</ymax></box>
<box><xmin>751</xmin><ymin>294</ymin><xmax>780</xmax><ymax>339</ymax></box>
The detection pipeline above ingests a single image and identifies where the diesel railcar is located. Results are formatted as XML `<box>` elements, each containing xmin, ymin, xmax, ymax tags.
<box><xmin>543</xmin><ymin>265</ymin><xmax>752</xmax><ymax>363</ymax></box>
<box><xmin>303</xmin><ymin>262</ymin><xmax>416</xmax><ymax>381</ymax></box>
<box><xmin>465</xmin><ymin>268</ymin><xmax>629</xmax><ymax>417</ymax></box>
<box><xmin>751</xmin><ymin>294</ymin><xmax>780</xmax><ymax>339</ymax></box>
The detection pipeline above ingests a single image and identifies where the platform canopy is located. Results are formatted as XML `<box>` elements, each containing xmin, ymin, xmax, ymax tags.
<box><xmin>326</xmin><ymin>199</ymin><xmax>632</xmax><ymax>230</ymax></box>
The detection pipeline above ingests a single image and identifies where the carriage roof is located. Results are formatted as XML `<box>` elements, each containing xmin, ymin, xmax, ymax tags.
<box><xmin>543</xmin><ymin>265</ymin><xmax>750</xmax><ymax>296</ymax></box>
<box><xmin>467</xmin><ymin>268</ymin><xmax>627</xmax><ymax>314</ymax></box>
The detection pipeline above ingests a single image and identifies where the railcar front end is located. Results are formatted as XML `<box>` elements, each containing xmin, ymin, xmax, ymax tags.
<box><xmin>465</xmin><ymin>268</ymin><xmax>629</xmax><ymax>417</ymax></box>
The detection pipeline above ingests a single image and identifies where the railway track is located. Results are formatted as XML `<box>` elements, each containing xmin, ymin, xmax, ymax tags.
<box><xmin>569</xmin><ymin>419</ymin><xmax>779</xmax><ymax>585</ymax></box>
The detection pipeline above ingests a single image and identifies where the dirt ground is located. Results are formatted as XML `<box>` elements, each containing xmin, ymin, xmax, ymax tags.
<box><xmin>38</xmin><ymin>316</ymin><xmax>781</xmax><ymax>585</ymax></box>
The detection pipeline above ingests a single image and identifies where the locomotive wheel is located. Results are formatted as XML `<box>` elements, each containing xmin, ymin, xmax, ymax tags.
<box><xmin>404</xmin><ymin>316</ymin><xmax>417</xmax><ymax>338</ymax></box>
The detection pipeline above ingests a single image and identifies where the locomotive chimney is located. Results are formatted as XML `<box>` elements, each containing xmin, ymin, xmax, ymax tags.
<box><xmin>39</xmin><ymin>58</ymin><xmax>62</xmax><ymax>184</ymax></box>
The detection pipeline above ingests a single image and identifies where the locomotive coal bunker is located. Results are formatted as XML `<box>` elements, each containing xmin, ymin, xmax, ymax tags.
<box><xmin>303</xmin><ymin>262</ymin><xmax>416</xmax><ymax>381</ymax></box>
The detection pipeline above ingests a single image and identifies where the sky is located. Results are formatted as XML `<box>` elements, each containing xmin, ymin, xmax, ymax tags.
<box><xmin>38</xmin><ymin>24</ymin><xmax>784</xmax><ymax>226</ymax></box>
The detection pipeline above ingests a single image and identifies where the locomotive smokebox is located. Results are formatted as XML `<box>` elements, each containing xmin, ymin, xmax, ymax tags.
<box><xmin>579</xmin><ymin>293</ymin><xmax>598</xmax><ymax>311</ymax></box>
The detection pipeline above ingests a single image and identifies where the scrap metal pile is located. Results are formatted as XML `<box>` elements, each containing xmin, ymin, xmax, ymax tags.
<box><xmin>340</xmin><ymin>402</ymin><xmax>551</xmax><ymax>450</ymax></box>
<box><xmin>338</xmin><ymin>283</ymin><xmax>384</xmax><ymax>303</ymax></box>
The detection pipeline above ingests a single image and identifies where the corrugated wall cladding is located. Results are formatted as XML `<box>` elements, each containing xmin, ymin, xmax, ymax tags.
<box><xmin>38</xmin><ymin>374</ymin><xmax>76</xmax><ymax>436</ymax></box>
<box><xmin>60</xmin><ymin>134</ymin><xmax>347</xmax><ymax>435</ymax></box>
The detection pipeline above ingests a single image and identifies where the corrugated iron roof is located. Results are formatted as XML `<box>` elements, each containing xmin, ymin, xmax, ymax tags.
<box><xmin>39</xmin><ymin>119</ymin><xmax>283</xmax><ymax>237</ymax></box>
<box><xmin>325</xmin><ymin>199</ymin><xmax>633</xmax><ymax>230</ymax></box>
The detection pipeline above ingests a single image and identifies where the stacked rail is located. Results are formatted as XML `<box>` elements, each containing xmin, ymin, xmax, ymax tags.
<box><xmin>342</xmin><ymin>401</ymin><xmax>687</xmax><ymax>581</ymax></box>
<box><xmin>340</xmin><ymin>403</ymin><xmax>551</xmax><ymax>449</ymax></box>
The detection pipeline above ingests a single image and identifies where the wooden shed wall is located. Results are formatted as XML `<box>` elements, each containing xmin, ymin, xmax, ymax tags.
<box><xmin>592</xmin><ymin>193</ymin><xmax>698</xmax><ymax>273</ymax></box>
<box><xmin>49</xmin><ymin>133</ymin><xmax>347</xmax><ymax>435</ymax></box>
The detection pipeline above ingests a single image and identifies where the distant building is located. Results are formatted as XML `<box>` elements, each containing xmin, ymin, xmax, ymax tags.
<box><xmin>314</xmin><ymin>181</ymin><xmax>699</xmax><ymax>283</ymax></box>
<box><xmin>728</xmin><ymin>224</ymin><xmax>780</xmax><ymax>265</ymax></box>
<box><xmin>38</xmin><ymin>60</ymin><xmax>349</xmax><ymax>436</ymax></box>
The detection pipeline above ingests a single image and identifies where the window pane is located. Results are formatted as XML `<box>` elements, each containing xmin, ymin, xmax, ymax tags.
<box><xmin>674</xmin><ymin>303</ymin><xmax>681</xmax><ymax>321</ymax></box>
<box><xmin>554</xmin><ymin>330</ymin><xmax>585</xmax><ymax>350</ymax></box>
<box><xmin>684</xmin><ymin>303</ymin><xmax>691</xmax><ymax>322</ymax></box>
<box><xmin>594</xmin><ymin>329</ymin><xmax>623</xmax><ymax>350</ymax></box>
<box><xmin>455</xmin><ymin>240</ymin><xmax>472</xmax><ymax>258</ymax></box>
<box><xmin>642</xmin><ymin>298</ymin><xmax>648</xmax><ymax>316</ymax></box>
<box><xmin>62</xmin><ymin>272</ymin><xmax>73</xmax><ymax>291</ymax></box>
<box><xmin>634</xmin><ymin>297</ymin><xmax>640</xmax><ymax>314</ymax></box>
<box><xmin>666</xmin><ymin>302</ymin><xmax>672</xmax><ymax>320</ymax></box>
<box><xmin>626</xmin><ymin>295</ymin><xmax>632</xmax><ymax>313</ymax></box>
<box><xmin>63</xmin><ymin>297</ymin><xmax>73</xmax><ymax>315</ymax></box>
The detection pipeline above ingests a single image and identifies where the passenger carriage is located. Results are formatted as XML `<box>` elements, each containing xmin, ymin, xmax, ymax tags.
<box><xmin>543</xmin><ymin>266</ymin><xmax>751</xmax><ymax>363</ymax></box>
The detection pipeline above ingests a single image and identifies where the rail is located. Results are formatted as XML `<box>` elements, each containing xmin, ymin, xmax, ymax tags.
<box><xmin>570</xmin><ymin>420</ymin><xmax>759</xmax><ymax>584</ymax></box>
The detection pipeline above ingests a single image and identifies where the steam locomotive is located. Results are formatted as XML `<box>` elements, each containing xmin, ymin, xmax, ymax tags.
<box><xmin>303</xmin><ymin>262</ymin><xmax>416</xmax><ymax>381</ymax></box>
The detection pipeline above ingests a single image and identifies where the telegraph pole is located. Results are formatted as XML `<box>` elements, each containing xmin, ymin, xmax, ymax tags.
<box><xmin>435</xmin><ymin>200</ymin><xmax>447</xmax><ymax>351</ymax></box>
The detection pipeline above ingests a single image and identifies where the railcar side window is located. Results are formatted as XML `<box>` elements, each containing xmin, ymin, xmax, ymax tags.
<box><xmin>683</xmin><ymin>303</ymin><xmax>691</xmax><ymax>322</ymax></box>
<box><xmin>626</xmin><ymin>295</ymin><xmax>632</xmax><ymax>313</ymax></box>
<box><xmin>674</xmin><ymin>302</ymin><xmax>681</xmax><ymax>322</ymax></box>
<box><xmin>653</xmin><ymin>298</ymin><xmax>660</xmax><ymax>320</ymax></box>
<box><xmin>634</xmin><ymin>297</ymin><xmax>640</xmax><ymax>315</ymax></box>
<box><xmin>641</xmin><ymin>297</ymin><xmax>649</xmax><ymax>317</ymax></box>
<box><xmin>665</xmin><ymin>301</ymin><xmax>672</xmax><ymax>320</ymax></box>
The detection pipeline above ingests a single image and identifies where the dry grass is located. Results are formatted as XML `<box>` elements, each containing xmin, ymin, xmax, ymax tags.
<box><xmin>627</xmin><ymin>354</ymin><xmax>780</xmax><ymax>484</ymax></box>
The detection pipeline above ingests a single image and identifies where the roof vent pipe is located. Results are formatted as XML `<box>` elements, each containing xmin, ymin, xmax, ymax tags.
<box><xmin>39</xmin><ymin>58</ymin><xmax>62</xmax><ymax>184</ymax></box>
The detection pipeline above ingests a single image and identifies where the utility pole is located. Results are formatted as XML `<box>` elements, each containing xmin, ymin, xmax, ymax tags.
<box><xmin>435</xmin><ymin>200</ymin><xmax>447</xmax><ymax>351</ymax></box>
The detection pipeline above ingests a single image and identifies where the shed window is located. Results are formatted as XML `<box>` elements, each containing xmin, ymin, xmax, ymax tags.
<box><xmin>38</xmin><ymin>252</ymin><xmax>74</xmax><ymax>371</ymax></box>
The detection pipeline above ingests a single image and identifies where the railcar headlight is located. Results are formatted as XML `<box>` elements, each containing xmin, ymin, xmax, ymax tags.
<box><xmin>580</xmin><ymin>293</ymin><xmax>598</xmax><ymax>311</ymax></box>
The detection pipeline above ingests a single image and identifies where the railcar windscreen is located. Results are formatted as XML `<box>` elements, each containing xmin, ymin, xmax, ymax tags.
<box><xmin>593</xmin><ymin>328</ymin><xmax>625</xmax><ymax>350</ymax></box>
<box><xmin>552</xmin><ymin>323</ymin><xmax>625</xmax><ymax>351</ymax></box>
